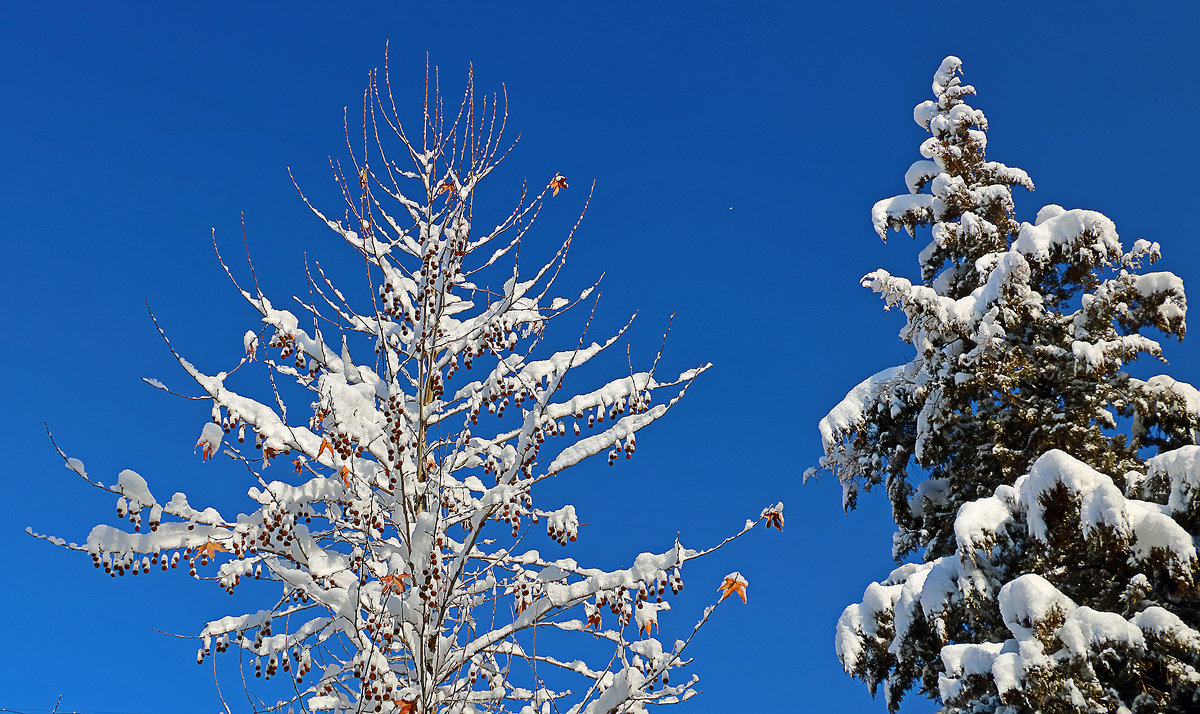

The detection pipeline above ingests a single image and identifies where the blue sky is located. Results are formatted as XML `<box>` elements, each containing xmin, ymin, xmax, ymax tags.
<box><xmin>3</xmin><ymin>3</ymin><xmax>1199</xmax><ymax>713</ymax></box>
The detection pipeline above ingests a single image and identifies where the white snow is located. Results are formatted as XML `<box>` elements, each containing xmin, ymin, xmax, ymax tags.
<box><xmin>1144</xmin><ymin>444</ymin><xmax>1200</xmax><ymax>514</ymax></box>
<box><xmin>243</xmin><ymin>330</ymin><xmax>259</xmax><ymax>359</ymax></box>
<box><xmin>196</xmin><ymin>422</ymin><xmax>224</xmax><ymax>457</ymax></box>
<box><xmin>818</xmin><ymin>366</ymin><xmax>903</xmax><ymax>451</ymax></box>
<box><xmin>871</xmin><ymin>194</ymin><xmax>933</xmax><ymax>238</ymax></box>
<box><xmin>904</xmin><ymin>160</ymin><xmax>940</xmax><ymax>194</ymax></box>
<box><xmin>998</xmin><ymin>573</ymin><xmax>1075</xmax><ymax>640</ymax></box>
<box><xmin>1016</xmin><ymin>451</ymin><xmax>1196</xmax><ymax>570</ymax></box>
<box><xmin>1012</xmin><ymin>207</ymin><xmax>1121</xmax><ymax>266</ymax></box>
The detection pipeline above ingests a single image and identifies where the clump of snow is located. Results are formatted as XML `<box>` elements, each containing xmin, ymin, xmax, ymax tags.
<box><xmin>1012</xmin><ymin>208</ymin><xmax>1121</xmax><ymax>267</ymax></box>
<box><xmin>1131</xmin><ymin>606</ymin><xmax>1200</xmax><ymax>647</ymax></box>
<box><xmin>1143</xmin><ymin>444</ymin><xmax>1200</xmax><ymax>515</ymax></box>
<box><xmin>64</xmin><ymin>457</ymin><xmax>87</xmax><ymax>479</ymax></box>
<box><xmin>871</xmin><ymin>194</ymin><xmax>933</xmax><ymax>238</ymax></box>
<box><xmin>1016</xmin><ymin>451</ymin><xmax>1196</xmax><ymax>572</ymax></box>
<box><xmin>1058</xmin><ymin>606</ymin><xmax>1145</xmax><ymax>655</ymax></box>
<box><xmin>818</xmin><ymin>366</ymin><xmax>904</xmax><ymax>452</ymax></box>
<box><xmin>243</xmin><ymin>330</ymin><xmax>259</xmax><ymax>360</ymax></box>
<box><xmin>196</xmin><ymin>422</ymin><xmax>224</xmax><ymax>457</ymax></box>
<box><xmin>904</xmin><ymin>160</ymin><xmax>940</xmax><ymax>194</ymax></box>
<box><xmin>953</xmin><ymin>495</ymin><xmax>1010</xmax><ymax>553</ymax></box>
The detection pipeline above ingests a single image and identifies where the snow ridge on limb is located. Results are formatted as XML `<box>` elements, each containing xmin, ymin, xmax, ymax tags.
<box><xmin>813</xmin><ymin>57</ymin><xmax>1200</xmax><ymax>712</ymax></box>
<box><xmin>35</xmin><ymin>56</ymin><xmax>781</xmax><ymax>714</ymax></box>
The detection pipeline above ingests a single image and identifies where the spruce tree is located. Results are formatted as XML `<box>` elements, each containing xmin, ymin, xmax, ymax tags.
<box><xmin>812</xmin><ymin>57</ymin><xmax>1200</xmax><ymax>713</ymax></box>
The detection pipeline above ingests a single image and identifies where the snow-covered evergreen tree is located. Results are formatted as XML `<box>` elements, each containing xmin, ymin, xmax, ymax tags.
<box><xmin>31</xmin><ymin>63</ymin><xmax>782</xmax><ymax>714</ymax></box>
<box><xmin>811</xmin><ymin>56</ymin><xmax>1200</xmax><ymax>713</ymax></box>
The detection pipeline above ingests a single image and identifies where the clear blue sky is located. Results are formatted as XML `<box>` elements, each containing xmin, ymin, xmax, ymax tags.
<box><xmin>3</xmin><ymin>3</ymin><xmax>1198</xmax><ymax>713</ymax></box>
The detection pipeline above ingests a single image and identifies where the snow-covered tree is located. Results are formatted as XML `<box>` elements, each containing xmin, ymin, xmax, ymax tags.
<box><xmin>32</xmin><ymin>62</ymin><xmax>782</xmax><ymax>714</ymax></box>
<box><xmin>811</xmin><ymin>57</ymin><xmax>1200</xmax><ymax>713</ymax></box>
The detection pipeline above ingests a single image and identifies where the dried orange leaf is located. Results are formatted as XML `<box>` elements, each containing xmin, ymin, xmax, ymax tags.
<box><xmin>195</xmin><ymin>541</ymin><xmax>228</xmax><ymax>561</ymax></box>
<box><xmin>718</xmin><ymin>572</ymin><xmax>748</xmax><ymax>604</ymax></box>
<box><xmin>381</xmin><ymin>573</ymin><xmax>412</xmax><ymax>596</ymax></box>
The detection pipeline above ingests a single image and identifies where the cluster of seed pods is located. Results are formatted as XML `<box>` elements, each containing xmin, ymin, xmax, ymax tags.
<box><xmin>268</xmin><ymin>331</ymin><xmax>297</xmax><ymax>360</ymax></box>
<box><xmin>364</xmin><ymin>610</ymin><xmax>403</xmax><ymax>650</ymax></box>
<box><xmin>545</xmin><ymin>505</ymin><xmax>578</xmax><ymax>545</ymax></box>
<box><xmin>477</xmin><ymin>317</ymin><xmax>521</xmax><ymax>355</ymax></box>
<box><xmin>608</xmin><ymin>434</ymin><xmax>637</xmax><ymax>467</ymax></box>
<box><xmin>437</xmin><ymin>484</ymin><xmax>474</xmax><ymax>520</ymax></box>
<box><xmin>378</xmin><ymin>280</ymin><xmax>410</xmax><ymax>322</ymax></box>
<box><xmin>252</xmin><ymin>501</ymin><xmax>300</xmax><ymax>550</ymax></box>
<box><xmin>635</xmin><ymin>657</ymin><xmax>670</xmax><ymax>692</ymax></box>
<box><xmin>512</xmin><ymin>573</ymin><xmax>541</xmax><ymax>615</ymax></box>
<box><xmin>634</xmin><ymin>573</ymin><xmax>672</xmax><ymax>608</ymax></box>
<box><xmin>594</xmin><ymin>588</ymin><xmax>633</xmax><ymax>628</ymax></box>
<box><xmin>208</xmin><ymin>406</ymin><xmax>298</xmax><ymax>464</ymax></box>
<box><xmin>381</xmin><ymin>393</ymin><xmax>414</xmax><ymax>481</ymax></box>
<box><xmin>494</xmin><ymin>489</ymin><xmax>533</xmax><ymax>537</ymax></box>
<box><xmin>92</xmin><ymin>549</ymin><xmax>180</xmax><ymax>577</ymax></box>
<box><xmin>341</xmin><ymin>499</ymin><xmax>388</xmax><ymax>536</ymax></box>
<box><xmin>417</xmin><ymin>538</ymin><xmax>446</xmax><ymax>605</ymax></box>
<box><xmin>350</xmin><ymin>650</ymin><xmax>405</xmax><ymax>712</ymax></box>
<box><xmin>113</xmin><ymin>497</ymin><xmax>162</xmax><ymax>533</ymax></box>
<box><xmin>585</xmin><ymin>568</ymin><xmax>684</xmax><ymax>632</ymax></box>
<box><xmin>195</xmin><ymin>618</ymin><xmax>300</xmax><ymax>682</ymax></box>
<box><xmin>323</xmin><ymin>424</ymin><xmax>364</xmax><ymax>461</ymax></box>
<box><xmin>251</xmin><ymin>619</ymin><xmax>274</xmax><ymax>676</ymax></box>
